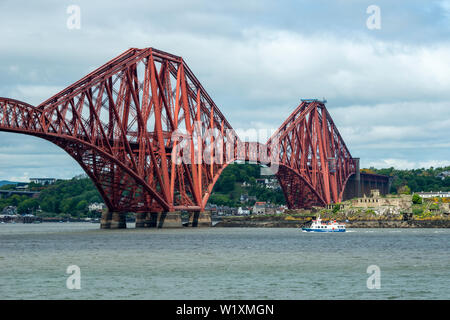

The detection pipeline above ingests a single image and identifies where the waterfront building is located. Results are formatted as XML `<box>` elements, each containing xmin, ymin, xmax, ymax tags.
<box><xmin>416</xmin><ymin>191</ymin><xmax>450</xmax><ymax>199</ymax></box>
<box><xmin>252</xmin><ymin>201</ymin><xmax>267</xmax><ymax>214</ymax></box>
<box><xmin>237</xmin><ymin>207</ymin><xmax>251</xmax><ymax>215</ymax></box>
<box><xmin>2</xmin><ymin>205</ymin><xmax>17</xmax><ymax>215</ymax></box>
<box><xmin>88</xmin><ymin>202</ymin><xmax>106</xmax><ymax>212</ymax></box>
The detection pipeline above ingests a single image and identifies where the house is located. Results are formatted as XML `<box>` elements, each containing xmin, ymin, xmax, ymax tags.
<box><xmin>216</xmin><ymin>206</ymin><xmax>238</xmax><ymax>216</ymax></box>
<box><xmin>240</xmin><ymin>194</ymin><xmax>257</xmax><ymax>203</ymax></box>
<box><xmin>252</xmin><ymin>201</ymin><xmax>267</xmax><ymax>214</ymax></box>
<box><xmin>2</xmin><ymin>206</ymin><xmax>17</xmax><ymax>215</ymax></box>
<box><xmin>15</xmin><ymin>184</ymin><xmax>29</xmax><ymax>191</ymax></box>
<box><xmin>88</xmin><ymin>202</ymin><xmax>106</xmax><ymax>212</ymax></box>
<box><xmin>240</xmin><ymin>194</ymin><xmax>249</xmax><ymax>202</ymax></box>
<box><xmin>253</xmin><ymin>178</ymin><xmax>281</xmax><ymax>190</ymax></box>
<box><xmin>276</xmin><ymin>205</ymin><xmax>287</xmax><ymax>214</ymax></box>
<box><xmin>237</xmin><ymin>207</ymin><xmax>251</xmax><ymax>215</ymax></box>
<box><xmin>437</xmin><ymin>171</ymin><xmax>450</xmax><ymax>180</ymax></box>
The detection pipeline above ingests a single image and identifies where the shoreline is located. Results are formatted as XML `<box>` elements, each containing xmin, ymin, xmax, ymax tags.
<box><xmin>214</xmin><ymin>216</ymin><xmax>450</xmax><ymax>228</ymax></box>
<box><xmin>3</xmin><ymin>216</ymin><xmax>449</xmax><ymax>228</ymax></box>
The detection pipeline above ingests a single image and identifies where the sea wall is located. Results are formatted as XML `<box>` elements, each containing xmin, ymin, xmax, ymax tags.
<box><xmin>345</xmin><ymin>219</ymin><xmax>450</xmax><ymax>228</ymax></box>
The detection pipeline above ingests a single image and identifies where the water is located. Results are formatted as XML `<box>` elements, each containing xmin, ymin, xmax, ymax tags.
<box><xmin>0</xmin><ymin>223</ymin><xmax>449</xmax><ymax>299</ymax></box>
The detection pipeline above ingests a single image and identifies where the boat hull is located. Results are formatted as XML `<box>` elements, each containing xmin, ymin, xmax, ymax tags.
<box><xmin>302</xmin><ymin>228</ymin><xmax>346</xmax><ymax>232</ymax></box>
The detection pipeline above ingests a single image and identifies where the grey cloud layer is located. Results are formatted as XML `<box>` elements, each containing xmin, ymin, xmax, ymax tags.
<box><xmin>0</xmin><ymin>0</ymin><xmax>449</xmax><ymax>180</ymax></box>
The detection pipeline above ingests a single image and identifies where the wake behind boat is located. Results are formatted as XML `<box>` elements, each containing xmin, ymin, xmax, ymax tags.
<box><xmin>302</xmin><ymin>216</ymin><xmax>346</xmax><ymax>232</ymax></box>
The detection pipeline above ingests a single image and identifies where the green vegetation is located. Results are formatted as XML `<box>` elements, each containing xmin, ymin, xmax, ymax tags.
<box><xmin>398</xmin><ymin>185</ymin><xmax>411</xmax><ymax>195</ymax></box>
<box><xmin>0</xmin><ymin>177</ymin><xmax>103</xmax><ymax>218</ymax></box>
<box><xmin>2</xmin><ymin>164</ymin><xmax>450</xmax><ymax>218</ymax></box>
<box><xmin>0</xmin><ymin>194</ymin><xmax>31</xmax><ymax>212</ymax></box>
<box><xmin>367</xmin><ymin>166</ymin><xmax>450</xmax><ymax>193</ymax></box>
<box><xmin>0</xmin><ymin>182</ymin><xmax>44</xmax><ymax>191</ymax></box>
<box><xmin>332</xmin><ymin>204</ymin><xmax>341</xmax><ymax>214</ymax></box>
<box><xmin>412</xmin><ymin>193</ymin><xmax>423</xmax><ymax>204</ymax></box>
<box><xmin>210</xmin><ymin>163</ymin><xmax>286</xmax><ymax>207</ymax></box>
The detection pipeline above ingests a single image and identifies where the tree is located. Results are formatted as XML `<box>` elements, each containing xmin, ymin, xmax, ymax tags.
<box><xmin>412</xmin><ymin>193</ymin><xmax>422</xmax><ymax>204</ymax></box>
<box><xmin>214</xmin><ymin>174</ymin><xmax>235</xmax><ymax>193</ymax></box>
<box><xmin>76</xmin><ymin>200</ymin><xmax>88</xmax><ymax>212</ymax></box>
<box><xmin>398</xmin><ymin>185</ymin><xmax>411</xmax><ymax>195</ymax></box>
<box><xmin>17</xmin><ymin>198</ymin><xmax>39</xmax><ymax>214</ymax></box>
<box><xmin>40</xmin><ymin>198</ymin><xmax>57</xmax><ymax>213</ymax></box>
<box><xmin>8</xmin><ymin>194</ymin><xmax>24</xmax><ymax>206</ymax></box>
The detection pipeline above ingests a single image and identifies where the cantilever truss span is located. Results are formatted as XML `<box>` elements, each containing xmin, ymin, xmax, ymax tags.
<box><xmin>266</xmin><ymin>100</ymin><xmax>356</xmax><ymax>208</ymax></box>
<box><xmin>0</xmin><ymin>47</ymin><xmax>357</xmax><ymax>214</ymax></box>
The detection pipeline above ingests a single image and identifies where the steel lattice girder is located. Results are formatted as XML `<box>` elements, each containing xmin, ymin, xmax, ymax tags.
<box><xmin>0</xmin><ymin>48</ymin><xmax>357</xmax><ymax>211</ymax></box>
<box><xmin>266</xmin><ymin>100</ymin><xmax>356</xmax><ymax>207</ymax></box>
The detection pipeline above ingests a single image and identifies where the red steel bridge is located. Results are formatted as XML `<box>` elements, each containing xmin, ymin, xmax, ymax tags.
<box><xmin>0</xmin><ymin>47</ymin><xmax>389</xmax><ymax>228</ymax></box>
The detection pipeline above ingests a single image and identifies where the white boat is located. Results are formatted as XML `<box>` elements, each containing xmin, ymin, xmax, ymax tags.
<box><xmin>302</xmin><ymin>216</ymin><xmax>346</xmax><ymax>232</ymax></box>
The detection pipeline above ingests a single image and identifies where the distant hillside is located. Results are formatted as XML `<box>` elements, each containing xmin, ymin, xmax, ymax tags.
<box><xmin>209</xmin><ymin>163</ymin><xmax>286</xmax><ymax>207</ymax></box>
<box><xmin>1</xmin><ymin>164</ymin><xmax>448</xmax><ymax>218</ymax></box>
<box><xmin>209</xmin><ymin>164</ymin><xmax>450</xmax><ymax>207</ymax></box>
<box><xmin>364</xmin><ymin>166</ymin><xmax>450</xmax><ymax>193</ymax></box>
<box><xmin>0</xmin><ymin>177</ymin><xmax>103</xmax><ymax>218</ymax></box>
<box><xmin>0</xmin><ymin>180</ymin><xmax>18</xmax><ymax>187</ymax></box>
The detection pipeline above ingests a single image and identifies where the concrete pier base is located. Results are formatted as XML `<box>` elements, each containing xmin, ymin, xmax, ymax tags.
<box><xmin>189</xmin><ymin>211</ymin><xmax>212</xmax><ymax>227</ymax></box>
<box><xmin>144</xmin><ymin>212</ymin><xmax>159</xmax><ymax>228</ymax></box>
<box><xmin>139</xmin><ymin>211</ymin><xmax>182</xmax><ymax>228</ymax></box>
<box><xmin>100</xmin><ymin>211</ymin><xmax>112</xmax><ymax>229</ymax></box>
<box><xmin>157</xmin><ymin>211</ymin><xmax>182</xmax><ymax>228</ymax></box>
<box><xmin>135</xmin><ymin>212</ymin><xmax>146</xmax><ymax>228</ymax></box>
<box><xmin>110</xmin><ymin>212</ymin><xmax>127</xmax><ymax>229</ymax></box>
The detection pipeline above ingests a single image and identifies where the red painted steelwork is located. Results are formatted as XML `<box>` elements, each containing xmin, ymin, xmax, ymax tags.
<box><xmin>266</xmin><ymin>100</ymin><xmax>356</xmax><ymax>208</ymax></box>
<box><xmin>0</xmin><ymin>48</ymin><xmax>356</xmax><ymax>211</ymax></box>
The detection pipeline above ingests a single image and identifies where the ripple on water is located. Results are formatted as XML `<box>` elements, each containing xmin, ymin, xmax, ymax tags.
<box><xmin>0</xmin><ymin>224</ymin><xmax>449</xmax><ymax>299</ymax></box>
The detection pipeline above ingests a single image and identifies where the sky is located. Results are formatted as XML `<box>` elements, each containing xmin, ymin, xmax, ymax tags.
<box><xmin>1</xmin><ymin>0</ymin><xmax>450</xmax><ymax>181</ymax></box>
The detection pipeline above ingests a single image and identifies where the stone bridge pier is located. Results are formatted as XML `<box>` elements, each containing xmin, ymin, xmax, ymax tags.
<box><xmin>101</xmin><ymin>210</ymin><xmax>212</xmax><ymax>229</ymax></box>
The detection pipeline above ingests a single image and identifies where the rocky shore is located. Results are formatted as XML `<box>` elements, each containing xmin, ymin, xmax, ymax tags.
<box><xmin>214</xmin><ymin>215</ymin><xmax>450</xmax><ymax>228</ymax></box>
<box><xmin>345</xmin><ymin>219</ymin><xmax>450</xmax><ymax>228</ymax></box>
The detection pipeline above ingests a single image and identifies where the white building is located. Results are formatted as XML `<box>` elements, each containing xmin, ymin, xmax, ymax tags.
<box><xmin>88</xmin><ymin>202</ymin><xmax>106</xmax><ymax>212</ymax></box>
<box><xmin>30</xmin><ymin>178</ymin><xmax>56</xmax><ymax>185</ymax></box>
<box><xmin>416</xmin><ymin>191</ymin><xmax>450</xmax><ymax>199</ymax></box>
<box><xmin>237</xmin><ymin>207</ymin><xmax>251</xmax><ymax>215</ymax></box>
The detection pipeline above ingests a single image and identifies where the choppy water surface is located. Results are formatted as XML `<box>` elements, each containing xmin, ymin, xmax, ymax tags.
<box><xmin>0</xmin><ymin>223</ymin><xmax>449</xmax><ymax>299</ymax></box>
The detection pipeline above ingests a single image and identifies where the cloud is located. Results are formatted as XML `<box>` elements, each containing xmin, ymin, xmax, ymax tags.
<box><xmin>367</xmin><ymin>158</ymin><xmax>450</xmax><ymax>170</ymax></box>
<box><xmin>8</xmin><ymin>85</ymin><xmax>64</xmax><ymax>106</ymax></box>
<box><xmin>7</xmin><ymin>172</ymin><xmax>30</xmax><ymax>183</ymax></box>
<box><xmin>0</xmin><ymin>0</ymin><xmax>450</xmax><ymax>179</ymax></box>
